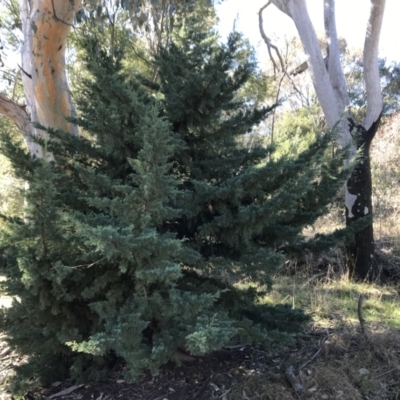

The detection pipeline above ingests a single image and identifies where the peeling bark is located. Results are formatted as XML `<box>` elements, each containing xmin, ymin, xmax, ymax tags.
<box><xmin>17</xmin><ymin>0</ymin><xmax>81</xmax><ymax>158</ymax></box>
<box><xmin>346</xmin><ymin>0</ymin><xmax>385</xmax><ymax>280</ymax></box>
<box><xmin>346</xmin><ymin>116</ymin><xmax>381</xmax><ymax>280</ymax></box>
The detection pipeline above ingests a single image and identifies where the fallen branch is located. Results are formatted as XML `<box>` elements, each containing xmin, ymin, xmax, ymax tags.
<box><xmin>299</xmin><ymin>347</ymin><xmax>323</xmax><ymax>370</ymax></box>
<box><xmin>258</xmin><ymin>1</ymin><xmax>283</xmax><ymax>75</ymax></box>
<box><xmin>46</xmin><ymin>384</ymin><xmax>84</xmax><ymax>399</ymax></box>
<box><xmin>358</xmin><ymin>294</ymin><xmax>367</xmax><ymax>335</ymax></box>
<box><xmin>0</xmin><ymin>361</ymin><xmax>13</xmax><ymax>374</ymax></box>
<box><xmin>375</xmin><ymin>368</ymin><xmax>397</xmax><ymax>379</ymax></box>
<box><xmin>299</xmin><ymin>330</ymin><xmax>329</xmax><ymax>369</ymax></box>
<box><xmin>285</xmin><ymin>365</ymin><xmax>305</xmax><ymax>399</ymax></box>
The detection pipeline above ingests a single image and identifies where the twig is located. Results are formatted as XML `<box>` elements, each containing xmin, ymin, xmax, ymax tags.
<box><xmin>299</xmin><ymin>347</ymin><xmax>323</xmax><ymax>370</ymax></box>
<box><xmin>270</xmin><ymin>72</ymin><xmax>285</xmax><ymax>151</ymax></box>
<box><xmin>17</xmin><ymin>64</ymin><xmax>32</xmax><ymax>79</ymax></box>
<box><xmin>285</xmin><ymin>365</ymin><xmax>305</xmax><ymax>399</ymax></box>
<box><xmin>51</xmin><ymin>257</ymin><xmax>106</xmax><ymax>270</ymax></box>
<box><xmin>299</xmin><ymin>331</ymin><xmax>329</xmax><ymax>370</ymax></box>
<box><xmin>47</xmin><ymin>384</ymin><xmax>84</xmax><ymax>399</ymax></box>
<box><xmin>375</xmin><ymin>368</ymin><xmax>397</xmax><ymax>379</ymax></box>
<box><xmin>301</xmin><ymin>271</ymin><xmax>327</xmax><ymax>287</ymax></box>
<box><xmin>258</xmin><ymin>10</ymin><xmax>309</xmax><ymax>104</ymax></box>
<box><xmin>0</xmin><ymin>361</ymin><xmax>13</xmax><ymax>373</ymax></box>
<box><xmin>358</xmin><ymin>294</ymin><xmax>367</xmax><ymax>335</ymax></box>
<box><xmin>12</xmin><ymin>69</ymin><xmax>21</xmax><ymax>102</ymax></box>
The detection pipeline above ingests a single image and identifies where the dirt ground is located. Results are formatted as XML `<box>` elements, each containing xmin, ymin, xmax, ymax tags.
<box><xmin>1</xmin><ymin>320</ymin><xmax>399</xmax><ymax>400</ymax></box>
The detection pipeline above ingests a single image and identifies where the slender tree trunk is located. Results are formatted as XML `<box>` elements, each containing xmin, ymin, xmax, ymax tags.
<box><xmin>346</xmin><ymin>116</ymin><xmax>381</xmax><ymax>280</ymax></box>
<box><xmin>267</xmin><ymin>0</ymin><xmax>385</xmax><ymax>280</ymax></box>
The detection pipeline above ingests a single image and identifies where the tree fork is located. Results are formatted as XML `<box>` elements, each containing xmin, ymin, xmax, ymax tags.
<box><xmin>346</xmin><ymin>115</ymin><xmax>382</xmax><ymax>280</ymax></box>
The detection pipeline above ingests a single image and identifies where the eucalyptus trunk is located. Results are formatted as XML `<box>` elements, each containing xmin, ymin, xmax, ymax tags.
<box><xmin>346</xmin><ymin>117</ymin><xmax>381</xmax><ymax>279</ymax></box>
<box><xmin>0</xmin><ymin>0</ymin><xmax>81</xmax><ymax>159</ymax></box>
<box><xmin>267</xmin><ymin>0</ymin><xmax>386</xmax><ymax>279</ymax></box>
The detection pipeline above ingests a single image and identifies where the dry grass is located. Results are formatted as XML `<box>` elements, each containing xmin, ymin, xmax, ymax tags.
<box><xmin>232</xmin><ymin>161</ymin><xmax>400</xmax><ymax>400</ymax></box>
<box><xmin>371</xmin><ymin>112</ymin><xmax>400</xmax><ymax>249</ymax></box>
<box><xmin>228</xmin><ymin>265</ymin><xmax>400</xmax><ymax>400</ymax></box>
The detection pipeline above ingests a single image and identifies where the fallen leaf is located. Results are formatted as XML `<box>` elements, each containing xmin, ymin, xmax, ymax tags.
<box><xmin>210</xmin><ymin>383</ymin><xmax>220</xmax><ymax>391</ymax></box>
<box><xmin>221</xmin><ymin>389</ymin><xmax>231</xmax><ymax>400</ymax></box>
<box><xmin>222</xmin><ymin>344</ymin><xmax>238</xmax><ymax>349</ymax></box>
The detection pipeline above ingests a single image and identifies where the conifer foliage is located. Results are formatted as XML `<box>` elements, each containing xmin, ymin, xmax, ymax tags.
<box><xmin>0</xmin><ymin>6</ymin><xmax>350</xmax><ymax>388</ymax></box>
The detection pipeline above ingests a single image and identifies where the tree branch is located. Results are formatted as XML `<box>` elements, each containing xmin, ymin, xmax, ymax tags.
<box><xmin>270</xmin><ymin>0</ymin><xmax>349</xmax><ymax>145</ymax></box>
<box><xmin>324</xmin><ymin>0</ymin><xmax>350</xmax><ymax>111</ymax></box>
<box><xmin>0</xmin><ymin>93</ymin><xmax>31</xmax><ymax>139</ymax></box>
<box><xmin>258</xmin><ymin>2</ymin><xmax>284</xmax><ymax>75</ymax></box>
<box><xmin>259</xmin><ymin>3</ymin><xmax>309</xmax><ymax>104</ymax></box>
<box><xmin>363</xmin><ymin>0</ymin><xmax>385</xmax><ymax>129</ymax></box>
<box><xmin>17</xmin><ymin>64</ymin><xmax>32</xmax><ymax>79</ymax></box>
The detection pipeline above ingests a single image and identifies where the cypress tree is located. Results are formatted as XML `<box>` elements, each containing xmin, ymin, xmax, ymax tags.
<box><xmin>0</xmin><ymin>4</ymin><xmax>352</xmax><ymax>389</ymax></box>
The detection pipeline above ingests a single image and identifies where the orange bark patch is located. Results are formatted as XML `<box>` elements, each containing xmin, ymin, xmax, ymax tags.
<box><xmin>31</xmin><ymin>0</ymin><xmax>82</xmax><ymax>133</ymax></box>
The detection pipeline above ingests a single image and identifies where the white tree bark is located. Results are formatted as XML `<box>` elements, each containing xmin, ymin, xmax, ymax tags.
<box><xmin>268</xmin><ymin>0</ymin><xmax>385</xmax><ymax>218</ymax></box>
<box><xmin>0</xmin><ymin>0</ymin><xmax>81</xmax><ymax>159</ymax></box>
<box><xmin>363</xmin><ymin>0</ymin><xmax>385</xmax><ymax>129</ymax></box>
<box><xmin>271</xmin><ymin>0</ymin><xmax>348</xmax><ymax>143</ymax></box>
<box><xmin>269</xmin><ymin>0</ymin><xmax>385</xmax><ymax>133</ymax></box>
<box><xmin>324</xmin><ymin>0</ymin><xmax>350</xmax><ymax>125</ymax></box>
<box><xmin>2</xmin><ymin>0</ymin><xmax>173</xmax><ymax>158</ymax></box>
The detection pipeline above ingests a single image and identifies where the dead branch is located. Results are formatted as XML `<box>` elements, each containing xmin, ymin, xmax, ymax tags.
<box><xmin>289</xmin><ymin>60</ymin><xmax>308</xmax><ymax>76</ymax></box>
<box><xmin>289</xmin><ymin>54</ymin><xmax>329</xmax><ymax>76</ymax></box>
<box><xmin>258</xmin><ymin>8</ymin><xmax>310</xmax><ymax>106</ymax></box>
<box><xmin>258</xmin><ymin>2</ymin><xmax>284</xmax><ymax>75</ymax></box>
<box><xmin>269</xmin><ymin>72</ymin><xmax>285</xmax><ymax>149</ymax></box>
<box><xmin>0</xmin><ymin>93</ymin><xmax>31</xmax><ymax>138</ymax></box>
<box><xmin>47</xmin><ymin>384</ymin><xmax>84</xmax><ymax>399</ymax></box>
<box><xmin>299</xmin><ymin>331</ymin><xmax>329</xmax><ymax>370</ymax></box>
<box><xmin>285</xmin><ymin>365</ymin><xmax>305</xmax><ymax>399</ymax></box>
<box><xmin>17</xmin><ymin>64</ymin><xmax>32</xmax><ymax>79</ymax></box>
<box><xmin>358</xmin><ymin>294</ymin><xmax>367</xmax><ymax>335</ymax></box>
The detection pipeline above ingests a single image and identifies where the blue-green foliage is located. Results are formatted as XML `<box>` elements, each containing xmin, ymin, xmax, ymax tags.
<box><xmin>0</xmin><ymin>5</ymin><xmax>352</xmax><ymax>388</ymax></box>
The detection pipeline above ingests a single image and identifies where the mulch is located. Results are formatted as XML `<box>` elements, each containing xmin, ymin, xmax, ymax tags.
<box><xmin>31</xmin><ymin>345</ymin><xmax>271</xmax><ymax>400</ymax></box>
